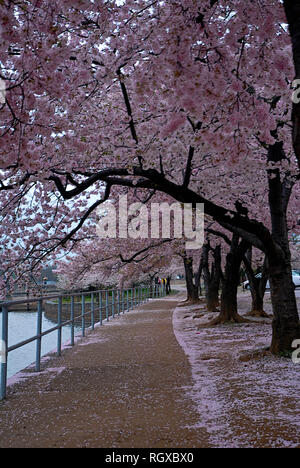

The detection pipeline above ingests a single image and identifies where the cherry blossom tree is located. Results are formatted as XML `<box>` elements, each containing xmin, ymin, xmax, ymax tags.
<box><xmin>56</xmin><ymin>236</ymin><xmax>182</xmax><ymax>291</ymax></box>
<box><xmin>0</xmin><ymin>1</ymin><xmax>299</xmax><ymax>353</ymax></box>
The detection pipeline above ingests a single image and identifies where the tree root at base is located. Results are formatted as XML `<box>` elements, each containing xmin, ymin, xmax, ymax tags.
<box><xmin>177</xmin><ymin>299</ymin><xmax>203</xmax><ymax>307</ymax></box>
<box><xmin>197</xmin><ymin>312</ymin><xmax>271</xmax><ymax>328</ymax></box>
<box><xmin>245</xmin><ymin>309</ymin><xmax>272</xmax><ymax>318</ymax></box>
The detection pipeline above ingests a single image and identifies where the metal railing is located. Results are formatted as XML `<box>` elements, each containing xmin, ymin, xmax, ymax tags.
<box><xmin>0</xmin><ymin>284</ymin><xmax>166</xmax><ymax>400</ymax></box>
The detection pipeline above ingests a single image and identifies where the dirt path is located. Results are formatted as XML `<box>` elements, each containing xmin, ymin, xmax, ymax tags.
<box><xmin>0</xmin><ymin>294</ymin><xmax>209</xmax><ymax>448</ymax></box>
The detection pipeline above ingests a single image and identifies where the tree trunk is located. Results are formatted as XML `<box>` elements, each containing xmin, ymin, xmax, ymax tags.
<box><xmin>250</xmin><ymin>291</ymin><xmax>265</xmax><ymax>316</ymax></box>
<box><xmin>267</xmin><ymin>141</ymin><xmax>300</xmax><ymax>353</ymax></box>
<box><xmin>210</xmin><ymin>235</ymin><xmax>249</xmax><ymax>325</ymax></box>
<box><xmin>249</xmin><ymin>273</ymin><xmax>268</xmax><ymax>317</ymax></box>
<box><xmin>194</xmin><ymin>257</ymin><xmax>203</xmax><ymax>298</ymax></box>
<box><xmin>202</xmin><ymin>243</ymin><xmax>221</xmax><ymax>311</ymax></box>
<box><xmin>269</xmin><ymin>257</ymin><xmax>300</xmax><ymax>354</ymax></box>
<box><xmin>183</xmin><ymin>256</ymin><xmax>200</xmax><ymax>303</ymax></box>
<box><xmin>244</xmin><ymin>252</ymin><xmax>269</xmax><ymax>318</ymax></box>
<box><xmin>206</xmin><ymin>280</ymin><xmax>220</xmax><ymax>311</ymax></box>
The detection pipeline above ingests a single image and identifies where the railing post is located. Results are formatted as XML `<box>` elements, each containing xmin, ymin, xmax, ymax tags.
<box><xmin>81</xmin><ymin>294</ymin><xmax>86</xmax><ymax>337</ymax></box>
<box><xmin>99</xmin><ymin>291</ymin><xmax>103</xmax><ymax>326</ymax></box>
<box><xmin>91</xmin><ymin>292</ymin><xmax>95</xmax><ymax>330</ymax></box>
<box><xmin>131</xmin><ymin>288</ymin><xmax>134</xmax><ymax>310</ymax></box>
<box><xmin>122</xmin><ymin>290</ymin><xmax>125</xmax><ymax>314</ymax></box>
<box><xmin>0</xmin><ymin>305</ymin><xmax>8</xmax><ymax>400</ymax></box>
<box><xmin>35</xmin><ymin>299</ymin><xmax>43</xmax><ymax>372</ymax></box>
<box><xmin>70</xmin><ymin>295</ymin><xmax>75</xmax><ymax>346</ymax></box>
<box><xmin>112</xmin><ymin>290</ymin><xmax>115</xmax><ymax>318</ymax></box>
<box><xmin>57</xmin><ymin>296</ymin><xmax>62</xmax><ymax>356</ymax></box>
<box><xmin>127</xmin><ymin>289</ymin><xmax>129</xmax><ymax>311</ymax></box>
<box><xmin>106</xmin><ymin>290</ymin><xmax>109</xmax><ymax>322</ymax></box>
<box><xmin>117</xmin><ymin>290</ymin><xmax>120</xmax><ymax>316</ymax></box>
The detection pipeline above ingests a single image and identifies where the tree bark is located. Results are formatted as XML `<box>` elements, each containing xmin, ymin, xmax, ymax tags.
<box><xmin>183</xmin><ymin>256</ymin><xmax>200</xmax><ymax>303</ymax></box>
<box><xmin>202</xmin><ymin>243</ymin><xmax>221</xmax><ymax>311</ymax></box>
<box><xmin>243</xmin><ymin>252</ymin><xmax>269</xmax><ymax>318</ymax></box>
<box><xmin>210</xmin><ymin>235</ymin><xmax>249</xmax><ymax>324</ymax></box>
<box><xmin>267</xmin><ymin>142</ymin><xmax>300</xmax><ymax>353</ymax></box>
<box><xmin>206</xmin><ymin>278</ymin><xmax>220</xmax><ymax>311</ymax></box>
<box><xmin>268</xmin><ymin>255</ymin><xmax>299</xmax><ymax>354</ymax></box>
<box><xmin>194</xmin><ymin>257</ymin><xmax>203</xmax><ymax>297</ymax></box>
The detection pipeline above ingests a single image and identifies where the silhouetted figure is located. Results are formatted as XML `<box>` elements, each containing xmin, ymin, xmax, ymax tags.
<box><xmin>166</xmin><ymin>277</ymin><xmax>171</xmax><ymax>295</ymax></box>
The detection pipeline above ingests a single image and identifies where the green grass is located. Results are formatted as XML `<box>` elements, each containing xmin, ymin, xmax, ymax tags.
<box><xmin>51</xmin><ymin>288</ymin><xmax>152</xmax><ymax>304</ymax></box>
<box><xmin>168</xmin><ymin>289</ymin><xmax>180</xmax><ymax>296</ymax></box>
<box><xmin>278</xmin><ymin>350</ymin><xmax>293</xmax><ymax>359</ymax></box>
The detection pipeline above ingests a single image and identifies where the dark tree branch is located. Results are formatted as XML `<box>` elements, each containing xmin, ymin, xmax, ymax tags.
<box><xmin>49</xmin><ymin>164</ymin><xmax>270</xmax><ymax>252</ymax></box>
<box><xmin>183</xmin><ymin>146</ymin><xmax>195</xmax><ymax>188</ymax></box>
<box><xmin>205</xmin><ymin>228</ymin><xmax>231</xmax><ymax>246</ymax></box>
<box><xmin>117</xmin><ymin>68</ymin><xmax>141</xmax><ymax>166</ymax></box>
<box><xmin>119</xmin><ymin>239</ymin><xmax>174</xmax><ymax>264</ymax></box>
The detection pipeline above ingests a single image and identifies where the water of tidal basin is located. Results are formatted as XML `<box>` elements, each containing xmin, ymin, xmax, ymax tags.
<box><xmin>0</xmin><ymin>310</ymin><xmax>81</xmax><ymax>378</ymax></box>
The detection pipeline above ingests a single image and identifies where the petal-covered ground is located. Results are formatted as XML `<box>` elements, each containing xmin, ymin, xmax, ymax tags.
<box><xmin>0</xmin><ymin>286</ymin><xmax>299</xmax><ymax>448</ymax></box>
<box><xmin>173</xmin><ymin>290</ymin><xmax>300</xmax><ymax>448</ymax></box>
<box><xmin>0</xmin><ymin>295</ymin><xmax>208</xmax><ymax>448</ymax></box>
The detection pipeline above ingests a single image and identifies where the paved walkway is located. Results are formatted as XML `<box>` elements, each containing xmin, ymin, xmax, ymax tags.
<box><xmin>0</xmin><ymin>294</ymin><xmax>208</xmax><ymax>448</ymax></box>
